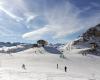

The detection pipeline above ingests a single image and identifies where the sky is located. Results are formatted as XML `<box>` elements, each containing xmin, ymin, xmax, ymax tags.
<box><xmin>0</xmin><ymin>0</ymin><xmax>100</xmax><ymax>43</ymax></box>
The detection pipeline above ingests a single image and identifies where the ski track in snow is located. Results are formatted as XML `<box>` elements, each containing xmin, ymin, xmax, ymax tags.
<box><xmin>0</xmin><ymin>48</ymin><xmax>100</xmax><ymax>80</ymax></box>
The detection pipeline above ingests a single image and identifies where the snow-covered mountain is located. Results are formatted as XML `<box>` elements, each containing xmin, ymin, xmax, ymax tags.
<box><xmin>58</xmin><ymin>24</ymin><xmax>100</xmax><ymax>57</ymax></box>
<box><xmin>73</xmin><ymin>24</ymin><xmax>100</xmax><ymax>55</ymax></box>
<box><xmin>0</xmin><ymin>42</ymin><xmax>32</xmax><ymax>53</ymax></box>
<box><xmin>0</xmin><ymin>24</ymin><xmax>99</xmax><ymax>56</ymax></box>
<box><xmin>0</xmin><ymin>27</ymin><xmax>99</xmax><ymax>80</ymax></box>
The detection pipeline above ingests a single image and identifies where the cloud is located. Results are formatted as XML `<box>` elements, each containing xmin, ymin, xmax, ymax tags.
<box><xmin>0</xmin><ymin>0</ymin><xmax>99</xmax><ymax>42</ymax></box>
<box><xmin>0</xmin><ymin>26</ymin><xmax>14</xmax><ymax>36</ymax></box>
<box><xmin>26</xmin><ymin>14</ymin><xmax>37</xmax><ymax>23</ymax></box>
<box><xmin>82</xmin><ymin>12</ymin><xmax>100</xmax><ymax>29</ymax></box>
<box><xmin>22</xmin><ymin>27</ymin><xmax>49</xmax><ymax>40</ymax></box>
<box><xmin>0</xmin><ymin>0</ymin><xmax>32</xmax><ymax>22</ymax></box>
<box><xmin>12</xmin><ymin>0</ymin><xmax>28</xmax><ymax>12</ymax></box>
<box><xmin>0</xmin><ymin>6</ymin><xmax>23</xmax><ymax>22</ymax></box>
<box><xmin>23</xmin><ymin>1</ymin><xmax>83</xmax><ymax>40</ymax></box>
<box><xmin>24</xmin><ymin>12</ymin><xmax>37</xmax><ymax>28</ymax></box>
<box><xmin>22</xmin><ymin>0</ymin><xmax>100</xmax><ymax>41</ymax></box>
<box><xmin>91</xmin><ymin>2</ymin><xmax>100</xmax><ymax>7</ymax></box>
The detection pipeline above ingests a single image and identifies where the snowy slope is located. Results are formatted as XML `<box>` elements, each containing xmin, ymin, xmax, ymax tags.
<box><xmin>0</xmin><ymin>48</ymin><xmax>100</xmax><ymax>80</ymax></box>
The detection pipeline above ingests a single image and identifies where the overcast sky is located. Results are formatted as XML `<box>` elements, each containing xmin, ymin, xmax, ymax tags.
<box><xmin>0</xmin><ymin>0</ymin><xmax>100</xmax><ymax>43</ymax></box>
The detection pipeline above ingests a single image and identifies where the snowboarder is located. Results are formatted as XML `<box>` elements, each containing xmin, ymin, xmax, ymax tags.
<box><xmin>22</xmin><ymin>64</ymin><xmax>26</xmax><ymax>70</ymax></box>
<box><xmin>64</xmin><ymin>66</ymin><xmax>67</xmax><ymax>72</ymax></box>
<box><xmin>57</xmin><ymin>64</ymin><xmax>58</xmax><ymax>69</ymax></box>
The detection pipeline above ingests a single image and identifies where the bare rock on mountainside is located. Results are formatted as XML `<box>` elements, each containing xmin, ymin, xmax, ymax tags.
<box><xmin>73</xmin><ymin>24</ymin><xmax>100</xmax><ymax>55</ymax></box>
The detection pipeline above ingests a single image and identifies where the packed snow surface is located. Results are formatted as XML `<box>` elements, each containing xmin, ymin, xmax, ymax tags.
<box><xmin>0</xmin><ymin>48</ymin><xmax>100</xmax><ymax>80</ymax></box>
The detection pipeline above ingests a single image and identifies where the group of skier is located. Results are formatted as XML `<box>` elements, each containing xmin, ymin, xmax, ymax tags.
<box><xmin>21</xmin><ymin>64</ymin><xmax>67</xmax><ymax>72</ymax></box>
<box><xmin>82</xmin><ymin>52</ymin><xmax>87</xmax><ymax>56</ymax></box>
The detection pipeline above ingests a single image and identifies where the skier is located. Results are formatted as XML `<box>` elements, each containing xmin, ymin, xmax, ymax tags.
<box><xmin>57</xmin><ymin>64</ymin><xmax>58</xmax><ymax>69</ymax></box>
<box><xmin>22</xmin><ymin>64</ymin><xmax>26</xmax><ymax>70</ymax></box>
<box><xmin>35</xmin><ymin>51</ymin><xmax>36</xmax><ymax>54</ymax></box>
<box><xmin>82</xmin><ymin>53</ymin><xmax>84</xmax><ymax>56</ymax></box>
<box><xmin>64</xmin><ymin>66</ymin><xmax>67</xmax><ymax>72</ymax></box>
<box><xmin>85</xmin><ymin>52</ymin><xmax>87</xmax><ymax>56</ymax></box>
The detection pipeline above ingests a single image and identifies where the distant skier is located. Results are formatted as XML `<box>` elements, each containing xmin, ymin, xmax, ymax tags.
<box><xmin>22</xmin><ymin>64</ymin><xmax>26</xmax><ymax>70</ymax></box>
<box><xmin>85</xmin><ymin>52</ymin><xmax>87</xmax><ymax>56</ymax></box>
<box><xmin>57</xmin><ymin>64</ymin><xmax>58</xmax><ymax>69</ymax></box>
<box><xmin>64</xmin><ymin>66</ymin><xmax>67</xmax><ymax>72</ymax></box>
<box><xmin>82</xmin><ymin>53</ymin><xmax>84</xmax><ymax>56</ymax></box>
